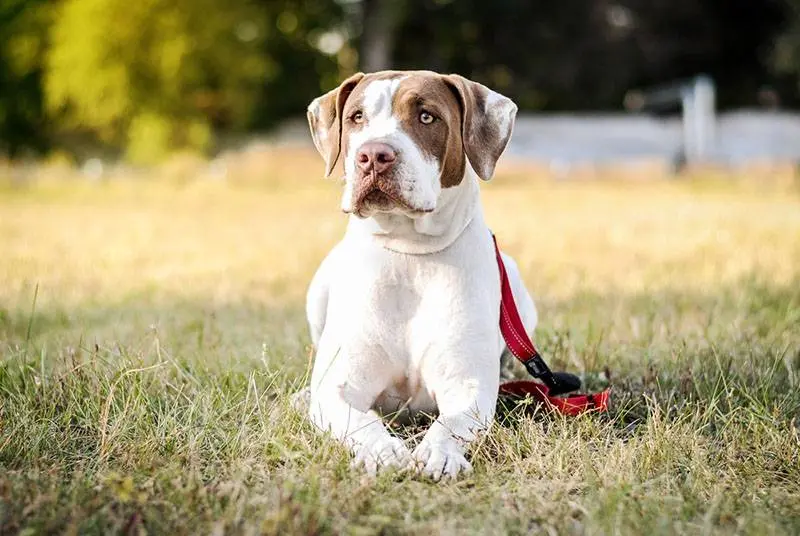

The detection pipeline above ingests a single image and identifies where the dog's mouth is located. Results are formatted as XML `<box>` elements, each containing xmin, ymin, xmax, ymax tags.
<box><xmin>354</xmin><ymin>187</ymin><xmax>406</xmax><ymax>217</ymax></box>
<box><xmin>362</xmin><ymin>189</ymin><xmax>395</xmax><ymax>210</ymax></box>
<box><xmin>349</xmin><ymin>173</ymin><xmax>432</xmax><ymax>218</ymax></box>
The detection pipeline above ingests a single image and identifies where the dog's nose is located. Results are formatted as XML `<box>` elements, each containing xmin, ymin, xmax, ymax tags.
<box><xmin>356</xmin><ymin>142</ymin><xmax>396</xmax><ymax>174</ymax></box>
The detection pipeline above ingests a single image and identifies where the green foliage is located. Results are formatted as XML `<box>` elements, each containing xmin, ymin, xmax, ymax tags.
<box><xmin>0</xmin><ymin>0</ymin><xmax>52</xmax><ymax>157</ymax></box>
<box><xmin>126</xmin><ymin>112</ymin><xmax>174</xmax><ymax>164</ymax></box>
<box><xmin>248</xmin><ymin>0</ymin><xmax>347</xmax><ymax>131</ymax></box>
<box><xmin>45</xmin><ymin>0</ymin><xmax>261</xmax><ymax>161</ymax></box>
<box><xmin>44</xmin><ymin>0</ymin><xmax>343</xmax><ymax>162</ymax></box>
<box><xmin>1</xmin><ymin>0</ymin><xmax>799</xmax><ymax>160</ymax></box>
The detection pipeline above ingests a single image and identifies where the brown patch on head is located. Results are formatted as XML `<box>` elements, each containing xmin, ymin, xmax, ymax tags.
<box><xmin>393</xmin><ymin>73</ymin><xmax>466</xmax><ymax>188</ymax></box>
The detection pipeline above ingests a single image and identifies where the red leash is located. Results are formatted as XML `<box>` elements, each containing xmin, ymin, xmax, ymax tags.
<box><xmin>493</xmin><ymin>235</ymin><xmax>610</xmax><ymax>415</ymax></box>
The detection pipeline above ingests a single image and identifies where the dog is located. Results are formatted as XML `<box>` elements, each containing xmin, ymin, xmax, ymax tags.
<box><xmin>301</xmin><ymin>70</ymin><xmax>538</xmax><ymax>480</ymax></box>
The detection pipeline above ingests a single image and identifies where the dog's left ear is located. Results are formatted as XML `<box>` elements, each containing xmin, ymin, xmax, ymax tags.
<box><xmin>443</xmin><ymin>74</ymin><xmax>518</xmax><ymax>181</ymax></box>
<box><xmin>307</xmin><ymin>72</ymin><xmax>365</xmax><ymax>177</ymax></box>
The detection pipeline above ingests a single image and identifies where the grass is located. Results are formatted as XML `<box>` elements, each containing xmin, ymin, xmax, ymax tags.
<box><xmin>1</xmin><ymin>157</ymin><xmax>799</xmax><ymax>534</ymax></box>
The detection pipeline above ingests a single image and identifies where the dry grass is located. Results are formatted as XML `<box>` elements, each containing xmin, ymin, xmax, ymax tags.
<box><xmin>1</xmin><ymin>154</ymin><xmax>799</xmax><ymax>534</ymax></box>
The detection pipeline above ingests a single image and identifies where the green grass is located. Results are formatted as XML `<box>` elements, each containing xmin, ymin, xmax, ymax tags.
<box><xmin>1</xmin><ymin>166</ymin><xmax>799</xmax><ymax>534</ymax></box>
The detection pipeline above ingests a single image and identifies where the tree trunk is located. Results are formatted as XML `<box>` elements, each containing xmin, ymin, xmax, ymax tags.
<box><xmin>359</xmin><ymin>0</ymin><xmax>398</xmax><ymax>72</ymax></box>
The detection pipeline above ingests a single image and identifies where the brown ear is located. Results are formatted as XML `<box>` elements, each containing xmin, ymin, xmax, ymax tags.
<box><xmin>307</xmin><ymin>73</ymin><xmax>365</xmax><ymax>177</ymax></box>
<box><xmin>443</xmin><ymin>74</ymin><xmax>518</xmax><ymax>181</ymax></box>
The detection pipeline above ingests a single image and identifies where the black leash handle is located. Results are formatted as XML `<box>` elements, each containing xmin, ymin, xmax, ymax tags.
<box><xmin>523</xmin><ymin>353</ymin><xmax>582</xmax><ymax>396</ymax></box>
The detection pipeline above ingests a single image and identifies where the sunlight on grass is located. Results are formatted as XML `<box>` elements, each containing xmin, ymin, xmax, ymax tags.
<box><xmin>1</xmin><ymin>157</ymin><xmax>799</xmax><ymax>534</ymax></box>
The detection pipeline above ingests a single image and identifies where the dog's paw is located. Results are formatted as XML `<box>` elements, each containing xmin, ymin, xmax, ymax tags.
<box><xmin>412</xmin><ymin>438</ymin><xmax>472</xmax><ymax>481</ymax></box>
<box><xmin>290</xmin><ymin>387</ymin><xmax>311</xmax><ymax>414</ymax></box>
<box><xmin>352</xmin><ymin>436</ymin><xmax>413</xmax><ymax>476</ymax></box>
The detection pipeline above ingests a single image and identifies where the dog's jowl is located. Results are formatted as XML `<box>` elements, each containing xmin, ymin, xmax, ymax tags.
<box><xmin>302</xmin><ymin>70</ymin><xmax>538</xmax><ymax>480</ymax></box>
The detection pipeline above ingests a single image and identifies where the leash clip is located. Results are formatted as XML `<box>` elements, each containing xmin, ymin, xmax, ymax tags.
<box><xmin>524</xmin><ymin>354</ymin><xmax>583</xmax><ymax>396</ymax></box>
<box><xmin>523</xmin><ymin>354</ymin><xmax>562</xmax><ymax>392</ymax></box>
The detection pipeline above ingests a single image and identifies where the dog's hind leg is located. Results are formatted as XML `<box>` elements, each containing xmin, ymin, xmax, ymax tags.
<box><xmin>306</xmin><ymin>244</ymin><xmax>343</xmax><ymax>346</ymax></box>
<box><xmin>294</xmin><ymin>244</ymin><xmax>342</xmax><ymax>414</ymax></box>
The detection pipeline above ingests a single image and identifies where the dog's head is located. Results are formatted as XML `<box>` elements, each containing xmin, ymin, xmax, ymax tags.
<box><xmin>307</xmin><ymin>71</ymin><xmax>517</xmax><ymax>218</ymax></box>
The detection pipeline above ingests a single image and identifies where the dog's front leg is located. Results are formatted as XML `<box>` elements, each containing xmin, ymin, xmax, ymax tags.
<box><xmin>309</xmin><ymin>343</ymin><xmax>412</xmax><ymax>475</ymax></box>
<box><xmin>310</xmin><ymin>386</ymin><xmax>413</xmax><ymax>475</ymax></box>
<box><xmin>413</xmin><ymin>358</ymin><xmax>499</xmax><ymax>480</ymax></box>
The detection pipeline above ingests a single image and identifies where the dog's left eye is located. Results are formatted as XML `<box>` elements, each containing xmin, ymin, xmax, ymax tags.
<box><xmin>419</xmin><ymin>111</ymin><xmax>435</xmax><ymax>125</ymax></box>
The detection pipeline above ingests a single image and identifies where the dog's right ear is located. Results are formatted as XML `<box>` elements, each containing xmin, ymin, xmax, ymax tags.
<box><xmin>307</xmin><ymin>73</ymin><xmax>365</xmax><ymax>177</ymax></box>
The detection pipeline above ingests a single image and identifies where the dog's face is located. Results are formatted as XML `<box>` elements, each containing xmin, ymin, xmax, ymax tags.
<box><xmin>307</xmin><ymin>71</ymin><xmax>517</xmax><ymax>218</ymax></box>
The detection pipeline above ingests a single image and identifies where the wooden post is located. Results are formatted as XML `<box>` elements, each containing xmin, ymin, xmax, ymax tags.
<box><xmin>686</xmin><ymin>75</ymin><xmax>715</xmax><ymax>163</ymax></box>
<box><xmin>625</xmin><ymin>75</ymin><xmax>716</xmax><ymax>168</ymax></box>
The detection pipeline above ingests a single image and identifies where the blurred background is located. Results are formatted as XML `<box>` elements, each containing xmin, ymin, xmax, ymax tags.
<box><xmin>3</xmin><ymin>3</ymin><xmax>800</xmax><ymax>531</ymax></box>
<box><xmin>1</xmin><ymin>0</ymin><xmax>800</xmax><ymax>176</ymax></box>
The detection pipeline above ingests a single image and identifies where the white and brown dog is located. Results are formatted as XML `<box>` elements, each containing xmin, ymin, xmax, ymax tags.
<box><xmin>302</xmin><ymin>70</ymin><xmax>538</xmax><ymax>480</ymax></box>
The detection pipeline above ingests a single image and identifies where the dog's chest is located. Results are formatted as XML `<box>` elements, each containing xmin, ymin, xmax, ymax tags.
<box><xmin>329</xmin><ymin>224</ymin><xmax>498</xmax><ymax>414</ymax></box>
<box><xmin>341</xmin><ymin>252</ymin><xmax>430</xmax><ymax>358</ymax></box>
<box><xmin>333</xmin><ymin>247</ymin><xmax>452</xmax><ymax>407</ymax></box>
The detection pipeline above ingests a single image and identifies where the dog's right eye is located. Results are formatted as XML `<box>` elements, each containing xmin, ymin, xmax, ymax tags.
<box><xmin>351</xmin><ymin>111</ymin><xmax>364</xmax><ymax>124</ymax></box>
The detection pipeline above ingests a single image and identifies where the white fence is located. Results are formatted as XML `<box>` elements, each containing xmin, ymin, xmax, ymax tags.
<box><xmin>506</xmin><ymin>111</ymin><xmax>800</xmax><ymax>168</ymax></box>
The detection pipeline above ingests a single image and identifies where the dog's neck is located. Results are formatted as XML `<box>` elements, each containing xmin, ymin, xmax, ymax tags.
<box><xmin>346</xmin><ymin>167</ymin><xmax>482</xmax><ymax>255</ymax></box>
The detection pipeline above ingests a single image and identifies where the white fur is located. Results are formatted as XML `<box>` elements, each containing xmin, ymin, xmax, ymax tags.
<box><xmin>341</xmin><ymin>78</ymin><xmax>441</xmax><ymax>215</ymax></box>
<box><xmin>305</xmin><ymin>176</ymin><xmax>537</xmax><ymax>480</ymax></box>
<box><xmin>485</xmin><ymin>89</ymin><xmax>514</xmax><ymax>138</ymax></box>
<box><xmin>304</xmin><ymin>74</ymin><xmax>534</xmax><ymax>481</ymax></box>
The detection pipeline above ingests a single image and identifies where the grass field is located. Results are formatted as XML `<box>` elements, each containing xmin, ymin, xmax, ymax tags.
<box><xmin>1</xmin><ymin>159</ymin><xmax>799</xmax><ymax>535</ymax></box>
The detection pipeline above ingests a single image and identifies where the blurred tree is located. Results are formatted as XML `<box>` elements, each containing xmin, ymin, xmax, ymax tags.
<box><xmin>0</xmin><ymin>0</ymin><xmax>51</xmax><ymax>158</ymax></box>
<box><xmin>47</xmin><ymin>0</ymin><xmax>266</xmax><ymax>163</ymax></box>
<box><xmin>46</xmin><ymin>0</ymin><xmax>343</xmax><ymax>163</ymax></box>
<box><xmin>774</xmin><ymin>0</ymin><xmax>800</xmax><ymax>95</ymax></box>
<box><xmin>248</xmin><ymin>0</ymin><xmax>346</xmax><ymax>132</ymax></box>
<box><xmin>1</xmin><ymin>0</ymin><xmax>798</xmax><ymax>161</ymax></box>
<box><xmin>357</xmin><ymin>0</ymin><xmax>403</xmax><ymax>72</ymax></box>
<box><xmin>391</xmin><ymin>0</ymin><xmax>792</xmax><ymax>111</ymax></box>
